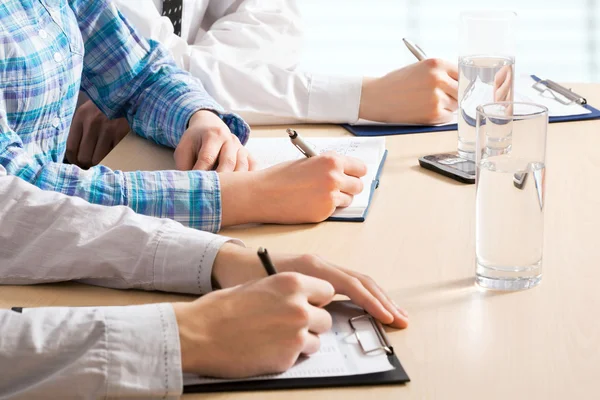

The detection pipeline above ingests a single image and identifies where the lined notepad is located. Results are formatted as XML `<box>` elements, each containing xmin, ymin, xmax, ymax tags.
<box><xmin>183</xmin><ymin>302</ymin><xmax>394</xmax><ymax>386</ymax></box>
<box><xmin>244</xmin><ymin>137</ymin><xmax>387</xmax><ymax>221</ymax></box>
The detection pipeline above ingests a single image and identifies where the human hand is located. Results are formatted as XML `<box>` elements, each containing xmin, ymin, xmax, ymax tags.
<box><xmin>172</xmin><ymin>272</ymin><xmax>334</xmax><ymax>378</ymax></box>
<box><xmin>494</xmin><ymin>64</ymin><xmax>514</xmax><ymax>102</ymax></box>
<box><xmin>359</xmin><ymin>58</ymin><xmax>459</xmax><ymax>124</ymax></box>
<box><xmin>212</xmin><ymin>244</ymin><xmax>409</xmax><ymax>330</ymax></box>
<box><xmin>174</xmin><ymin>110</ymin><xmax>257</xmax><ymax>172</ymax></box>
<box><xmin>66</xmin><ymin>100</ymin><xmax>130</xmax><ymax>168</ymax></box>
<box><xmin>219</xmin><ymin>153</ymin><xmax>367</xmax><ymax>226</ymax></box>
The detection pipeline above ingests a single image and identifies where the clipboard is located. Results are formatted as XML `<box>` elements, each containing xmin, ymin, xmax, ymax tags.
<box><xmin>529</xmin><ymin>75</ymin><xmax>600</xmax><ymax>123</ymax></box>
<box><xmin>183</xmin><ymin>302</ymin><xmax>410</xmax><ymax>393</ymax></box>
<box><xmin>342</xmin><ymin>75</ymin><xmax>600</xmax><ymax>137</ymax></box>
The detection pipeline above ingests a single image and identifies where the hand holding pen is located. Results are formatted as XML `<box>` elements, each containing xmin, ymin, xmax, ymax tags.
<box><xmin>358</xmin><ymin>38</ymin><xmax>459</xmax><ymax>125</ymax></box>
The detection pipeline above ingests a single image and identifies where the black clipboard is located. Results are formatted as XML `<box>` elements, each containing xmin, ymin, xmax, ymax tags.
<box><xmin>184</xmin><ymin>302</ymin><xmax>410</xmax><ymax>393</ymax></box>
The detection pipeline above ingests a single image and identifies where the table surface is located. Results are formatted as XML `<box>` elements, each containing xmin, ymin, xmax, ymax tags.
<box><xmin>2</xmin><ymin>83</ymin><xmax>600</xmax><ymax>399</ymax></box>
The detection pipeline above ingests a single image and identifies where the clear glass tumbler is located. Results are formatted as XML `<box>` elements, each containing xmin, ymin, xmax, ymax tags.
<box><xmin>458</xmin><ymin>11</ymin><xmax>517</xmax><ymax>160</ymax></box>
<box><xmin>475</xmin><ymin>102</ymin><xmax>548</xmax><ymax>291</ymax></box>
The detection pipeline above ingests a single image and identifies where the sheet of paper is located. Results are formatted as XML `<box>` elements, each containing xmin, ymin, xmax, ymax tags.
<box><xmin>515</xmin><ymin>75</ymin><xmax>591</xmax><ymax>117</ymax></box>
<box><xmin>352</xmin><ymin>74</ymin><xmax>590</xmax><ymax>126</ymax></box>
<box><xmin>244</xmin><ymin>137</ymin><xmax>386</xmax><ymax>217</ymax></box>
<box><xmin>183</xmin><ymin>302</ymin><xmax>394</xmax><ymax>386</ymax></box>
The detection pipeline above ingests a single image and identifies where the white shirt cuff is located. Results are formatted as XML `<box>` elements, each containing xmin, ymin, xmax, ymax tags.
<box><xmin>103</xmin><ymin>303</ymin><xmax>182</xmax><ymax>399</ymax></box>
<box><xmin>153</xmin><ymin>225</ymin><xmax>244</xmax><ymax>295</ymax></box>
<box><xmin>307</xmin><ymin>73</ymin><xmax>363</xmax><ymax>123</ymax></box>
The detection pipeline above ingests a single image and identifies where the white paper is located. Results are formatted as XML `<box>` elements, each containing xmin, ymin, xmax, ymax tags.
<box><xmin>244</xmin><ymin>137</ymin><xmax>386</xmax><ymax>219</ymax></box>
<box><xmin>183</xmin><ymin>302</ymin><xmax>394</xmax><ymax>386</ymax></box>
<box><xmin>514</xmin><ymin>75</ymin><xmax>591</xmax><ymax>117</ymax></box>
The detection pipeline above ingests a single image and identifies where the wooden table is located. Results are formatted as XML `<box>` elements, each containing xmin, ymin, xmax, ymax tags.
<box><xmin>2</xmin><ymin>83</ymin><xmax>600</xmax><ymax>399</ymax></box>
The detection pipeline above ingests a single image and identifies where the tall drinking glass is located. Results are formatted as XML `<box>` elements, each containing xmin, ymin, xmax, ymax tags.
<box><xmin>458</xmin><ymin>11</ymin><xmax>517</xmax><ymax>160</ymax></box>
<box><xmin>475</xmin><ymin>102</ymin><xmax>548</xmax><ymax>291</ymax></box>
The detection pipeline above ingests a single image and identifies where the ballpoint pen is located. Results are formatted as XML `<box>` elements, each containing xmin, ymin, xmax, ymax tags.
<box><xmin>545</xmin><ymin>80</ymin><xmax>587</xmax><ymax>105</ymax></box>
<box><xmin>402</xmin><ymin>38</ymin><xmax>427</xmax><ymax>61</ymax></box>
<box><xmin>257</xmin><ymin>247</ymin><xmax>278</xmax><ymax>276</ymax></box>
<box><xmin>286</xmin><ymin>128</ymin><xmax>318</xmax><ymax>158</ymax></box>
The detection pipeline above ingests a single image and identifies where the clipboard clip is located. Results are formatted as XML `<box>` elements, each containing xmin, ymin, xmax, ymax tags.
<box><xmin>349</xmin><ymin>314</ymin><xmax>394</xmax><ymax>356</ymax></box>
<box><xmin>532</xmin><ymin>79</ymin><xmax>587</xmax><ymax>106</ymax></box>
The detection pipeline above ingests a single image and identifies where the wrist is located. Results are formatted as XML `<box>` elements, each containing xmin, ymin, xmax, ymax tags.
<box><xmin>172</xmin><ymin>302</ymin><xmax>200</xmax><ymax>374</ymax></box>
<box><xmin>188</xmin><ymin>109</ymin><xmax>221</xmax><ymax>129</ymax></box>
<box><xmin>219</xmin><ymin>170</ymin><xmax>264</xmax><ymax>227</ymax></box>
<box><xmin>212</xmin><ymin>243</ymin><xmax>266</xmax><ymax>289</ymax></box>
<box><xmin>358</xmin><ymin>77</ymin><xmax>378</xmax><ymax>121</ymax></box>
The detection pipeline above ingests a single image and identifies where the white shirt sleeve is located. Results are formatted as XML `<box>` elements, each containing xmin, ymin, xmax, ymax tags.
<box><xmin>0</xmin><ymin>168</ymin><xmax>242</xmax><ymax>295</ymax></box>
<box><xmin>113</xmin><ymin>0</ymin><xmax>363</xmax><ymax>125</ymax></box>
<box><xmin>0</xmin><ymin>304</ymin><xmax>183</xmax><ymax>399</ymax></box>
<box><xmin>191</xmin><ymin>0</ymin><xmax>363</xmax><ymax>125</ymax></box>
<box><xmin>0</xmin><ymin>166</ymin><xmax>245</xmax><ymax>398</ymax></box>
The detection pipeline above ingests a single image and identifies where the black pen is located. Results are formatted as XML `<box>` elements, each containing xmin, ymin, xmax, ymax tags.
<box><xmin>257</xmin><ymin>247</ymin><xmax>278</xmax><ymax>276</ymax></box>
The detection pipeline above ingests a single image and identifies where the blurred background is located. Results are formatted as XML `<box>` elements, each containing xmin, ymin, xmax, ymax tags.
<box><xmin>297</xmin><ymin>0</ymin><xmax>600</xmax><ymax>82</ymax></box>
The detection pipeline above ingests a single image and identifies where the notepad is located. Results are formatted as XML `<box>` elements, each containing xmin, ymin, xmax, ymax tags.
<box><xmin>183</xmin><ymin>302</ymin><xmax>399</xmax><ymax>388</ymax></box>
<box><xmin>244</xmin><ymin>137</ymin><xmax>387</xmax><ymax>222</ymax></box>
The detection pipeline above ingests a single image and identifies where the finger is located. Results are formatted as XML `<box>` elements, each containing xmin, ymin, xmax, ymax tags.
<box><xmin>343</xmin><ymin>270</ymin><xmax>409</xmax><ymax>329</ymax></box>
<box><xmin>301</xmin><ymin>332</ymin><xmax>321</xmax><ymax>355</ymax></box>
<box><xmin>444</xmin><ymin>60</ymin><xmax>459</xmax><ymax>81</ymax></box>
<box><xmin>442</xmin><ymin>94</ymin><xmax>459</xmax><ymax>112</ymax></box>
<box><xmin>234</xmin><ymin>147</ymin><xmax>250</xmax><ymax>172</ymax></box>
<box><xmin>307</xmin><ymin>305</ymin><xmax>333</xmax><ymax>335</ymax></box>
<box><xmin>193</xmin><ymin>136</ymin><xmax>223</xmax><ymax>171</ymax></box>
<box><xmin>216</xmin><ymin>139</ymin><xmax>238</xmax><ymax>173</ymax></box>
<box><xmin>91</xmin><ymin>133</ymin><xmax>116</xmax><ymax>166</ymax></box>
<box><xmin>495</xmin><ymin>75</ymin><xmax>513</xmax><ymax>102</ymax></box>
<box><xmin>440</xmin><ymin>75</ymin><xmax>459</xmax><ymax>101</ymax></box>
<box><xmin>494</xmin><ymin>65</ymin><xmax>510</xmax><ymax>90</ymax></box>
<box><xmin>319</xmin><ymin>266</ymin><xmax>394</xmax><ymax>326</ymax></box>
<box><xmin>298</xmin><ymin>274</ymin><xmax>335</xmax><ymax>307</ymax></box>
<box><xmin>66</xmin><ymin>116</ymin><xmax>84</xmax><ymax>164</ymax></box>
<box><xmin>342</xmin><ymin>156</ymin><xmax>368</xmax><ymax>178</ymax></box>
<box><xmin>335</xmin><ymin>191</ymin><xmax>354</xmax><ymax>208</ymax></box>
<box><xmin>174</xmin><ymin>139</ymin><xmax>196</xmax><ymax>171</ymax></box>
<box><xmin>338</xmin><ymin>175</ymin><xmax>364</xmax><ymax>196</ymax></box>
<box><xmin>247</xmin><ymin>152</ymin><xmax>260</xmax><ymax>171</ymax></box>
<box><xmin>77</xmin><ymin>119</ymin><xmax>98</xmax><ymax>169</ymax></box>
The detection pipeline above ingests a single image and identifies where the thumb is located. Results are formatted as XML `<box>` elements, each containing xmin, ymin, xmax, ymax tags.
<box><xmin>174</xmin><ymin>144</ymin><xmax>196</xmax><ymax>171</ymax></box>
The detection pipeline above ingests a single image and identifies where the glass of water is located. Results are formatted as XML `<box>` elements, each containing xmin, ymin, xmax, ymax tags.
<box><xmin>458</xmin><ymin>11</ymin><xmax>517</xmax><ymax>160</ymax></box>
<box><xmin>475</xmin><ymin>102</ymin><xmax>548</xmax><ymax>291</ymax></box>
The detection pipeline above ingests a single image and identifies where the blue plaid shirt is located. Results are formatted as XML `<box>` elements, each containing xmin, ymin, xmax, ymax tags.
<box><xmin>0</xmin><ymin>0</ymin><xmax>250</xmax><ymax>232</ymax></box>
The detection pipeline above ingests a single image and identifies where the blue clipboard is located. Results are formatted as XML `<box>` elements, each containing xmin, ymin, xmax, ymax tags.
<box><xmin>327</xmin><ymin>150</ymin><xmax>387</xmax><ymax>223</ymax></box>
<box><xmin>342</xmin><ymin>75</ymin><xmax>600</xmax><ymax>137</ymax></box>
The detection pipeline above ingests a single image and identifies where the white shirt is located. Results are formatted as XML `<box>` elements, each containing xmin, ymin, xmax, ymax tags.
<box><xmin>113</xmin><ymin>0</ymin><xmax>363</xmax><ymax>125</ymax></box>
<box><xmin>0</xmin><ymin>166</ymin><xmax>242</xmax><ymax>399</ymax></box>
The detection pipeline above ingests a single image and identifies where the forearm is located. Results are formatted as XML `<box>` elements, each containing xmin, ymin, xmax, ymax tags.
<box><xmin>0</xmin><ymin>171</ymin><xmax>239</xmax><ymax>293</ymax></box>
<box><xmin>0</xmin><ymin>304</ymin><xmax>182</xmax><ymax>399</ymax></box>
<box><xmin>74</xmin><ymin>0</ymin><xmax>249</xmax><ymax>147</ymax></box>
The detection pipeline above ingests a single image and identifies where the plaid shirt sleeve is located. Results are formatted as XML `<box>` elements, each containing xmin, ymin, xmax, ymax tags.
<box><xmin>0</xmin><ymin>0</ymin><xmax>251</xmax><ymax>232</ymax></box>
<box><xmin>74</xmin><ymin>0</ymin><xmax>249</xmax><ymax>147</ymax></box>
<box><xmin>0</xmin><ymin>117</ymin><xmax>223</xmax><ymax>232</ymax></box>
